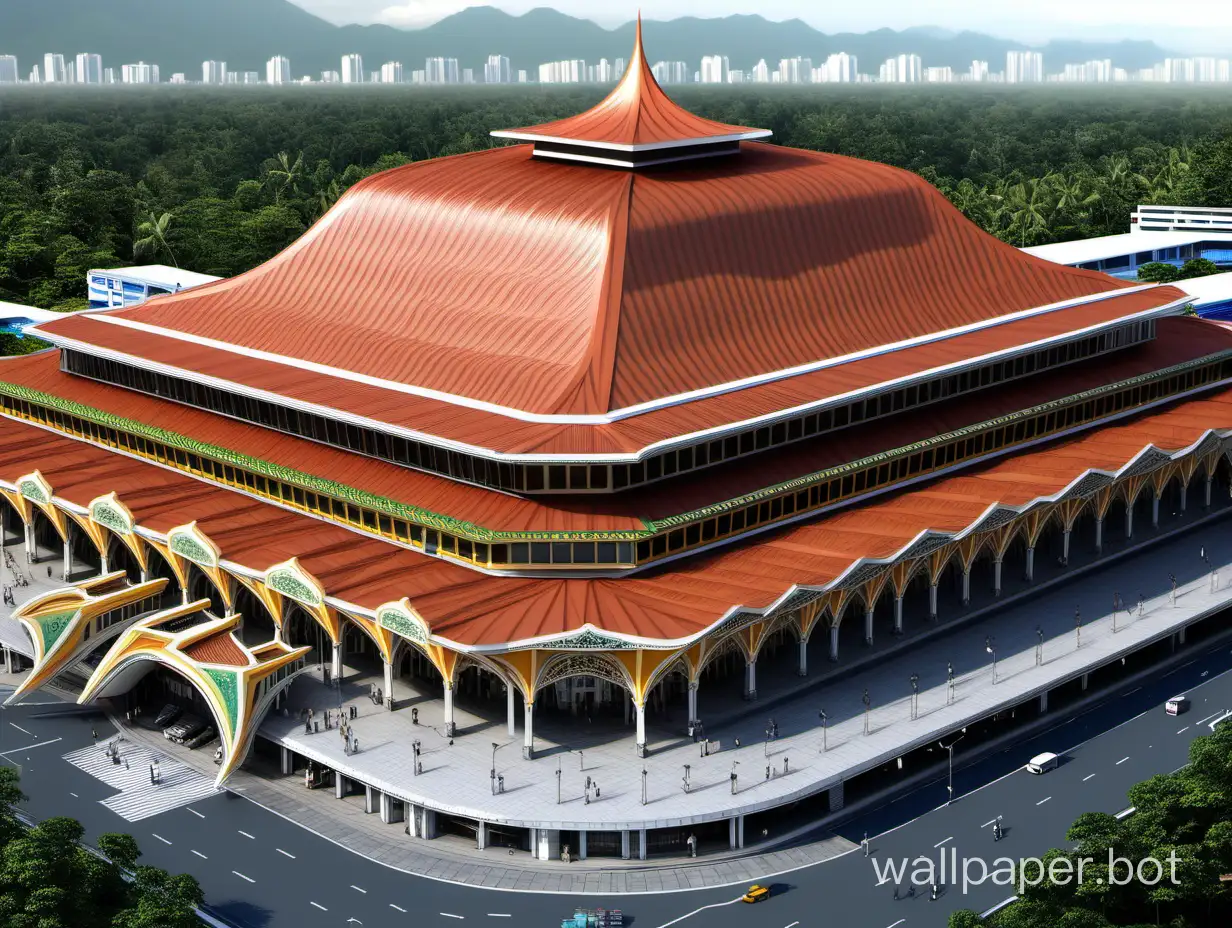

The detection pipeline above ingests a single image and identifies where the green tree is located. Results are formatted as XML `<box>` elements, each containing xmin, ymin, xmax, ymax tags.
<box><xmin>1178</xmin><ymin>257</ymin><xmax>1220</xmax><ymax>280</ymax></box>
<box><xmin>132</xmin><ymin>211</ymin><xmax>178</xmax><ymax>267</ymax></box>
<box><xmin>1137</xmin><ymin>262</ymin><xmax>1180</xmax><ymax>283</ymax></box>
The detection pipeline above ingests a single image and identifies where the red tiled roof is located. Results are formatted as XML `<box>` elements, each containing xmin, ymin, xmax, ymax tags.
<box><xmin>183</xmin><ymin>633</ymin><xmax>248</xmax><ymax>667</ymax></box>
<box><xmin>3</xmin><ymin>316</ymin><xmax>1227</xmax><ymax>534</ymax></box>
<box><xmin>3</xmin><ymin>373</ymin><xmax>1231</xmax><ymax>647</ymax></box>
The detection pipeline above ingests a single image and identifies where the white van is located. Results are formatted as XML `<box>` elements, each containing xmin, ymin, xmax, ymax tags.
<box><xmin>1027</xmin><ymin>751</ymin><xmax>1059</xmax><ymax>774</ymax></box>
<box><xmin>1165</xmin><ymin>695</ymin><xmax>1190</xmax><ymax>716</ymax></box>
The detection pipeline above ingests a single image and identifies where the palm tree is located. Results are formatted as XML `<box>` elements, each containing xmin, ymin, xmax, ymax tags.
<box><xmin>313</xmin><ymin>176</ymin><xmax>341</xmax><ymax>221</ymax></box>
<box><xmin>133</xmin><ymin>211</ymin><xmax>178</xmax><ymax>268</ymax></box>
<box><xmin>266</xmin><ymin>151</ymin><xmax>305</xmax><ymax>204</ymax></box>
<box><xmin>1051</xmin><ymin>174</ymin><xmax>1100</xmax><ymax>212</ymax></box>
<box><xmin>1001</xmin><ymin>176</ymin><xmax>1056</xmax><ymax>247</ymax></box>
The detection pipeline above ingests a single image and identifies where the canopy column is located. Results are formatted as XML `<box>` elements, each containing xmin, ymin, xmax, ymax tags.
<box><xmin>687</xmin><ymin>680</ymin><xmax>698</xmax><ymax>725</ymax></box>
<box><xmin>522</xmin><ymin>700</ymin><xmax>535</xmax><ymax>759</ymax></box>
<box><xmin>743</xmin><ymin>656</ymin><xmax>757</xmax><ymax>700</ymax></box>
<box><xmin>635</xmin><ymin>699</ymin><xmax>647</xmax><ymax>758</ymax></box>
<box><xmin>383</xmin><ymin>657</ymin><xmax>394</xmax><ymax>711</ymax></box>
<box><xmin>797</xmin><ymin>638</ymin><xmax>808</xmax><ymax>676</ymax></box>
<box><xmin>443</xmin><ymin>682</ymin><xmax>456</xmax><ymax>737</ymax></box>
<box><xmin>506</xmin><ymin>684</ymin><xmax>516</xmax><ymax>738</ymax></box>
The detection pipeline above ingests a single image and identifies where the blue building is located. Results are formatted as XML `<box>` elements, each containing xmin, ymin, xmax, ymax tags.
<box><xmin>87</xmin><ymin>265</ymin><xmax>220</xmax><ymax>309</ymax></box>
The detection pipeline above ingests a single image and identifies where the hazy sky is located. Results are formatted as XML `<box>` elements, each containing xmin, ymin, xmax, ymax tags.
<box><xmin>288</xmin><ymin>0</ymin><xmax>1232</xmax><ymax>53</ymax></box>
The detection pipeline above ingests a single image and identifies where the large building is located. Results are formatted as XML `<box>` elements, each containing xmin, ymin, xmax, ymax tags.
<box><xmin>75</xmin><ymin>53</ymin><xmax>103</xmax><ymax>84</ymax></box>
<box><xmin>4</xmin><ymin>22</ymin><xmax>1232</xmax><ymax>858</ymax></box>
<box><xmin>0</xmin><ymin>55</ymin><xmax>18</xmax><ymax>84</ymax></box>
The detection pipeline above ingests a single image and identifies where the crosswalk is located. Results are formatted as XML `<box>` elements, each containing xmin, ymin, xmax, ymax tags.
<box><xmin>63</xmin><ymin>740</ymin><xmax>220</xmax><ymax>821</ymax></box>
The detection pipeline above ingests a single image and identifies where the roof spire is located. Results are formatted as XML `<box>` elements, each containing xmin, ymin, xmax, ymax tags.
<box><xmin>491</xmin><ymin>15</ymin><xmax>771</xmax><ymax>169</ymax></box>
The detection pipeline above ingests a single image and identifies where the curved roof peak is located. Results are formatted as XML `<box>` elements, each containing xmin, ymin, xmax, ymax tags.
<box><xmin>491</xmin><ymin>14</ymin><xmax>771</xmax><ymax>168</ymax></box>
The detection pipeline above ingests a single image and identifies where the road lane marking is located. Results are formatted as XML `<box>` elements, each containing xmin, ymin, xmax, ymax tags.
<box><xmin>238</xmin><ymin>830</ymin><xmax>255</xmax><ymax>839</ymax></box>
<box><xmin>1115</xmin><ymin>806</ymin><xmax>1137</xmax><ymax>820</ymax></box>
<box><xmin>192</xmin><ymin>850</ymin><xmax>207</xmax><ymax>859</ymax></box>
<box><xmin>0</xmin><ymin>738</ymin><xmax>62</xmax><ymax>756</ymax></box>
<box><xmin>311</xmin><ymin>902</ymin><xmax>327</xmax><ymax>911</ymax></box>
<box><xmin>934</xmin><ymin>836</ymin><xmax>953</xmax><ymax>847</ymax></box>
<box><xmin>233</xmin><ymin>871</ymin><xmax>255</xmax><ymax>883</ymax></box>
<box><xmin>981</xmin><ymin>896</ymin><xmax>1018</xmax><ymax>918</ymax></box>
<box><xmin>981</xmin><ymin>818</ymin><xmax>997</xmax><ymax>828</ymax></box>
<box><xmin>390</xmin><ymin>904</ymin><xmax>407</xmax><ymax>912</ymax></box>
<box><xmin>441</xmin><ymin>915</ymin><xmax>464</xmax><ymax>920</ymax></box>
<box><xmin>152</xmin><ymin>834</ymin><xmax>171</xmax><ymax>845</ymax></box>
<box><xmin>188</xmin><ymin>808</ymin><xmax>205</xmax><ymax>819</ymax></box>
<box><xmin>487</xmin><ymin>916</ymin><xmax>510</xmax><ymax>919</ymax></box>
<box><xmin>784</xmin><ymin>922</ymin><xmax>800</xmax><ymax>928</ymax></box>
<box><xmin>277</xmin><ymin>848</ymin><xmax>295</xmax><ymax>858</ymax></box>
<box><xmin>885</xmin><ymin>920</ymin><xmax>906</xmax><ymax>928</ymax></box>
<box><xmin>9</xmin><ymin>723</ymin><xmax>33</xmax><ymax>735</ymax></box>
<box><xmin>1083</xmin><ymin>774</ymin><xmax>1096</xmax><ymax>781</ymax></box>
<box><xmin>652</xmin><ymin>896</ymin><xmax>743</xmax><ymax>927</ymax></box>
<box><xmin>1036</xmin><ymin>796</ymin><xmax>1051</xmax><ymax>805</ymax></box>
<box><xmin>351</xmin><ymin>885</ymin><xmax>367</xmax><ymax>893</ymax></box>
<box><xmin>1122</xmin><ymin>687</ymin><xmax>1141</xmax><ymax>697</ymax></box>
<box><xmin>69</xmin><ymin>792</ymin><xmax>78</xmax><ymax>797</ymax></box>
<box><xmin>1116</xmin><ymin>756</ymin><xmax>1130</xmax><ymax>765</ymax></box>
<box><xmin>1177</xmin><ymin>726</ymin><xmax>1190</xmax><ymax>734</ymax></box>
<box><xmin>1197</xmin><ymin>710</ymin><xmax>1223</xmax><ymax>725</ymax></box>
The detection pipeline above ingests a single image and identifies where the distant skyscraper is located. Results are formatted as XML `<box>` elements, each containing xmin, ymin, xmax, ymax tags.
<box><xmin>103</xmin><ymin>67</ymin><xmax>117</xmax><ymax>84</ymax></box>
<box><xmin>925</xmin><ymin>66</ymin><xmax>954</xmax><ymax>83</ymax></box>
<box><xmin>968</xmin><ymin>60</ymin><xmax>990</xmax><ymax>82</ymax></box>
<box><xmin>341</xmin><ymin>54</ymin><xmax>364</xmax><ymax>83</ymax></box>
<box><xmin>202</xmin><ymin>60</ymin><xmax>227</xmax><ymax>85</ymax></box>
<box><xmin>516</xmin><ymin>69</ymin><xmax>529</xmax><ymax>83</ymax></box>
<box><xmin>751</xmin><ymin>59</ymin><xmax>770</xmax><ymax>83</ymax></box>
<box><xmin>484</xmin><ymin>55</ymin><xmax>511</xmax><ymax>83</ymax></box>
<box><xmin>43</xmin><ymin>53</ymin><xmax>66</xmax><ymax>83</ymax></box>
<box><xmin>1006</xmin><ymin>50</ymin><xmax>1044</xmax><ymax>83</ymax></box>
<box><xmin>593</xmin><ymin>58</ymin><xmax>614</xmax><ymax>83</ymax></box>
<box><xmin>321</xmin><ymin>69</ymin><xmax>341</xmax><ymax>83</ymax></box>
<box><xmin>121</xmin><ymin>62</ymin><xmax>158</xmax><ymax>84</ymax></box>
<box><xmin>75</xmin><ymin>53</ymin><xmax>103</xmax><ymax>84</ymax></box>
<box><xmin>425</xmin><ymin>57</ymin><xmax>460</xmax><ymax>83</ymax></box>
<box><xmin>879</xmin><ymin>54</ymin><xmax>922</xmax><ymax>83</ymax></box>
<box><xmin>266</xmin><ymin>56</ymin><xmax>291</xmax><ymax>85</ymax></box>
<box><xmin>462</xmin><ymin>68</ymin><xmax>475</xmax><ymax>84</ymax></box>
<box><xmin>700</xmin><ymin>55</ymin><xmax>729</xmax><ymax>84</ymax></box>
<box><xmin>0</xmin><ymin>55</ymin><xmax>18</xmax><ymax>84</ymax></box>
<box><xmin>380</xmin><ymin>61</ymin><xmax>404</xmax><ymax>84</ymax></box>
<box><xmin>651</xmin><ymin>60</ymin><xmax>688</xmax><ymax>84</ymax></box>
<box><xmin>538</xmin><ymin>59</ymin><xmax>585</xmax><ymax>83</ymax></box>
<box><xmin>29</xmin><ymin>64</ymin><xmax>41</xmax><ymax>83</ymax></box>
<box><xmin>817</xmin><ymin>52</ymin><xmax>857</xmax><ymax>83</ymax></box>
<box><xmin>727</xmin><ymin>69</ymin><xmax>745</xmax><ymax>84</ymax></box>
<box><xmin>240</xmin><ymin>71</ymin><xmax>260</xmax><ymax>84</ymax></box>
<box><xmin>170</xmin><ymin>73</ymin><xmax>187</xmax><ymax>84</ymax></box>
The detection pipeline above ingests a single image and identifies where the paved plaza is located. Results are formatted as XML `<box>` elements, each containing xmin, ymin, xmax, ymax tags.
<box><xmin>258</xmin><ymin>505</ymin><xmax>1232</xmax><ymax>832</ymax></box>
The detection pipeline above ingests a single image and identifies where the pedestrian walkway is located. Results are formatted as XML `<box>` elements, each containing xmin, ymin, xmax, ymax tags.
<box><xmin>63</xmin><ymin>739</ymin><xmax>220</xmax><ymax>822</ymax></box>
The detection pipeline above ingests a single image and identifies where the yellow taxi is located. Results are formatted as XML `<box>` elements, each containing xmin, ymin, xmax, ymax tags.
<box><xmin>741</xmin><ymin>884</ymin><xmax>771</xmax><ymax>903</ymax></box>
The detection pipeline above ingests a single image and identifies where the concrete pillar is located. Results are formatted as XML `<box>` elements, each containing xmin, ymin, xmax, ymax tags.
<box><xmin>1062</xmin><ymin>529</ymin><xmax>1071</xmax><ymax>563</ymax></box>
<box><xmin>1152</xmin><ymin>494</ymin><xmax>1160</xmax><ymax>528</ymax></box>
<box><xmin>1205</xmin><ymin>475</ymin><xmax>1214</xmax><ymax>508</ymax></box>
<box><xmin>1126</xmin><ymin>506</ymin><xmax>1134</xmax><ymax>540</ymax></box>
<box><xmin>330</xmin><ymin>641</ymin><xmax>342</xmax><ymax>681</ymax></box>
<box><xmin>993</xmin><ymin>559</ymin><xmax>1003</xmax><ymax>596</ymax></box>
<box><xmin>797</xmin><ymin>638</ymin><xmax>808</xmax><ymax>675</ymax></box>
<box><xmin>1094</xmin><ymin>518</ymin><xmax>1103</xmax><ymax>553</ymax></box>
<box><xmin>829</xmin><ymin>779</ymin><xmax>845</xmax><ymax>812</ymax></box>
<box><xmin>379</xmin><ymin>791</ymin><xmax>402</xmax><ymax>824</ymax></box>
<box><xmin>638</xmin><ymin>827</ymin><xmax>647</xmax><ymax>860</ymax></box>
<box><xmin>443</xmin><ymin>683</ymin><xmax>456</xmax><ymax>737</ymax></box>
<box><xmin>621</xmin><ymin>830</ymin><xmax>631</xmax><ymax>860</ymax></box>
<box><xmin>929</xmin><ymin>583</ymin><xmax>938</xmax><ymax>620</ymax></box>
<box><xmin>736</xmin><ymin>815</ymin><xmax>745</xmax><ymax>849</ymax></box>
<box><xmin>334</xmin><ymin>773</ymin><xmax>346</xmax><ymax>799</ymax></box>
<box><xmin>279</xmin><ymin>746</ymin><xmax>293</xmax><ymax>775</ymax></box>
<box><xmin>828</xmin><ymin>624</ymin><xmax>839</xmax><ymax>662</ymax></box>
<box><xmin>893</xmin><ymin>596</ymin><xmax>904</xmax><ymax>634</ymax></box>
<box><xmin>139</xmin><ymin>569</ymin><xmax>148</xmax><ymax>584</ymax></box>
<box><xmin>3</xmin><ymin>648</ymin><xmax>12</xmax><ymax>675</ymax></box>
<box><xmin>99</xmin><ymin>555</ymin><xmax>108</xmax><ymax>575</ymax></box>
<box><xmin>364</xmin><ymin>784</ymin><xmax>376</xmax><ymax>814</ymax></box>
<box><xmin>863</xmin><ymin>606</ymin><xmax>874</xmax><ymax>645</ymax></box>
<box><xmin>62</xmin><ymin>538</ymin><xmax>72</xmax><ymax>581</ymax></box>
<box><xmin>535</xmin><ymin>828</ymin><xmax>560</xmax><ymax>862</ymax></box>
<box><xmin>1179</xmin><ymin>626</ymin><xmax>1187</xmax><ymax>645</ymax></box>
<box><xmin>578</xmin><ymin>830</ymin><xmax>587</xmax><ymax>861</ymax></box>
<box><xmin>522</xmin><ymin>701</ymin><xmax>534</xmax><ymax>759</ymax></box>
<box><xmin>687</xmin><ymin>680</ymin><xmax>698</xmax><ymax>724</ymax></box>
<box><xmin>24</xmin><ymin>521</ymin><xmax>34</xmax><ymax>563</ymax></box>
<box><xmin>1025</xmin><ymin>546</ymin><xmax>1035</xmax><ymax>582</ymax></box>
<box><xmin>1180</xmin><ymin>483</ymin><xmax>1188</xmax><ymax>512</ymax></box>
<box><xmin>962</xmin><ymin>568</ymin><xmax>971</xmax><ymax>605</ymax></box>
<box><xmin>383</xmin><ymin>658</ymin><xmax>394</xmax><ymax>710</ymax></box>
<box><xmin>506</xmin><ymin>684</ymin><xmax>516</xmax><ymax>738</ymax></box>
<box><xmin>729</xmin><ymin>816</ymin><xmax>738</xmax><ymax>849</ymax></box>
<box><xmin>635</xmin><ymin>700</ymin><xmax>647</xmax><ymax>757</ymax></box>
<box><xmin>422</xmin><ymin>808</ymin><xmax>437</xmax><ymax>839</ymax></box>
<box><xmin>1080</xmin><ymin>673</ymin><xmax>1089</xmax><ymax>691</ymax></box>
<box><xmin>743</xmin><ymin>657</ymin><xmax>757</xmax><ymax>699</ymax></box>
<box><xmin>1039</xmin><ymin>690</ymin><xmax>1049</xmax><ymax>713</ymax></box>
<box><xmin>477</xmin><ymin>820</ymin><xmax>487</xmax><ymax>851</ymax></box>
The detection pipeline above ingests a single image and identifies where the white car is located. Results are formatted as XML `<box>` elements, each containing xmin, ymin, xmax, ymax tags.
<box><xmin>1027</xmin><ymin>751</ymin><xmax>1058</xmax><ymax>774</ymax></box>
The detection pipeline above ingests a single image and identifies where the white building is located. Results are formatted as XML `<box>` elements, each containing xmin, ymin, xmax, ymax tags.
<box><xmin>202</xmin><ymin>60</ymin><xmax>226</xmax><ymax>85</ymax></box>
<box><xmin>728</xmin><ymin>69</ymin><xmax>745</xmax><ymax>84</ymax></box>
<box><xmin>925</xmin><ymin>66</ymin><xmax>954</xmax><ymax>83</ymax></box>
<box><xmin>43</xmin><ymin>53</ymin><xmax>66</xmax><ymax>83</ymax></box>
<box><xmin>516</xmin><ymin>69</ymin><xmax>529</xmax><ymax>83</ymax></box>
<box><xmin>751</xmin><ymin>59</ymin><xmax>770</xmax><ymax>83</ymax></box>
<box><xmin>121</xmin><ymin>62</ymin><xmax>159</xmax><ymax>84</ymax></box>
<box><xmin>776</xmin><ymin>57</ymin><xmax>812</xmax><ymax>84</ymax></box>
<box><xmin>380</xmin><ymin>61</ymin><xmax>404</xmax><ymax>84</ymax></box>
<box><xmin>0</xmin><ymin>56</ymin><xmax>17</xmax><ymax>84</ymax></box>
<box><xmin>879</xmin><ymin>54</ymin><xmax>922</xmax><ymax>83</ymax></box>
<box><xmin>103</xmin><ymin>67</ymin><xmax>117</xmax><ymax>84</ymax></box>
<box><xmin>538</xmin><ymin>59</ymin><xmax>586</xmax><ymax>83</ymax></box>
<box><xmin>341</xmin><ymin>54</ymin><xmax>364</xmax><ymax>84</ymax></box>
<box><xmin>28</xmin><ymin>65</ymin><xmax>40</xmax><ymax>83</ymax></box>
<box><xmin>651</xmin><ymin>60</ymin><xmax>688</xmax><ymax>85</ymax></box>
<box><xmin>321</xmin><ymin>70</ymin><xmax>340</xmax><ymax>83</ymax></box>
<box><xmin>484</xmin><ymin>55</ymin><xmax>511</xmax><ymax>83</ymax></box>
<box><xmin>462</xmin><ymin>68</ymin><xmax>475</xmax><ymax>84</ymax></box>
<box><xmin>169</xmin><ymin>73</ymin><xmax>187</xmax><ymax>84</ymax></box>
<box><xmin>266</xmin><ymin>56</ymin><xmax>291</xmax><ymax>85</ymax></box>
<box><xmin>968</xmin><ymin>60</ymin><xmax>990</xmax><ymax>82</ymax></box>
<box><xmin>1006</xmin><ymin>50</ymin><xmax>1044</xmax><ymax>83</ymax></box>
<box><xmin>1061</xmin><ymin>59</ymin><xmax>1112</xmax><ymax>83</ymax></box>
<box><xmin>816</xmin><ymin>52</ymin><xmax>858</xmax><ymax>83</ymax></box>
<box><xmin>700</xmin><ymin>54</ymin><xmax>729</xmax><ymax>84</ymax></box>
<box><xmin>75</xmin><ymin>53</ymin><xmax>103</xmax><ymax>84</ymax></box>
<box><xmin>240</xmin><ymin>71</ymin><xmax>259</xmax><ymax>84</ymax></box>
<box><xmin>425</xmin><ymin>57</ymin><xmax>460</xmax><ymax>84</ymax></box>
<box><xmin>593</xmin><ymin>59</ymin><xmax>615</xmax><ymax>83</ymax></box>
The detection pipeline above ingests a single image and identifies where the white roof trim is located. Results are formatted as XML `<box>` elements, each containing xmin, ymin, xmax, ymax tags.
<box><xmin>528</xmin><ymin>147</ymin><xmax>740</xmax><ymax>169</ymax></box>
<box><xmin>38</xmin><ymin>283</ymin><xmax>1169</xmax><ymax>430</ymax></box>
<box><xmin>489</xmin><ymin>128</ymin><xmax>772</xmax><ymax>151</ymax></box>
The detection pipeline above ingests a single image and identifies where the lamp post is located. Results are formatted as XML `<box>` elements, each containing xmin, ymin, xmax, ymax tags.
<box><xmin>985</xmin><ymin>635</ymin><xmax>997</xmax><ymax>684</ymax></box>
<box><xmin>909</xmin><ymin>673</ymin><xmax>919</xmax><ymax>720</ymax></box>
<box><xmin>641</xmin><ymin>767</ymin><xmax>648</xmax><ymax>805</ymax></box>
<box><xmin>555</xmin><ymin>756</ymin><xmax>562</xmax><ymax>805</ymax></box>
<box><xmin>940</xmin><ymin>732</ymin><xmax>966</xmax><ymax>805</ymax></box>
<box><xmin>1170</xmin><ymin>572</ymin><xmax>1177</xmax><ymax>607</ymax></box>
<box><xmin>730</xmin><ymin>760</ymin><xmax>739</xmax><ymax>795</ymax></box>
<box><xmin>1035</xmin><ymin>626</ymin><xmax>1043</xmax><ymax>666</ymax></box>
<box><xmin>862</xmin><ymin>689</ymin><xmax>871</xmax><ymax>735</ymax></box>
<box><xmin>764</xmin><ymin>727</ymin><xmax>772</xmax><ymax>756</ymax></box>
<box><xmin>946</xmin><ymin>662</ymin><xmax>955</xmax><ymax>705</ymax></box>
<box><xmin>490</xmin><ymin>741</ymin><xmax>502</xmax><ymax>795</ymax></box>
<box><xmin>682</xmin><ymin>764</ymin><xmax>691</xmax><ymax>794</ymax></box>
<box><xmin>818</xmin><ymin>709</ymin><xmax>828</xmax><ymax>752</ymax></box>
<box><xmin>1075</xmin><ymin>606</ymin><xmax>1082</xmax><ymax>649</ymax></box>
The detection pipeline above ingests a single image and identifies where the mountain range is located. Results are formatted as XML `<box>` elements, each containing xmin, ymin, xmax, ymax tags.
<box><xmin>0</xmin><ymin>2</ymin><xmax>1175</xmax><ymax>78</ymax></box>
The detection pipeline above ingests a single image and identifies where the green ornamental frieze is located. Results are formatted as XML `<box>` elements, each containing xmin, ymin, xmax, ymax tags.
<box><xmin>34</xmin><ymin>610</ymin><xmax>79</xmax><ymax>656</ymax></box>
<box><xmin>201</xmin><ymin>667</ymin><xmax>239</xmax><ymax>739</ymax></box>
<box><xmin>90</xmin><ymin>500</ymin><xmax>132</xmax><ymax>535</ymax></box>
<box><xmin>17</xmin><ymin>477</ymin><xmax>50</xmax><ymax>505</ymax></box>
<box><xmin>170</xmin><ymin>532</ymin><xmax>216</xmax><ymax>568</ymax></box>
<box><xmin>266</xmin><ymin>567</ymin><xmax>322</xmax><ymax>608</ymax></box>
<box><xmin>376</xmin><ymin>607</ymin><xmax>427</xmax><ymax>644</ymax></box>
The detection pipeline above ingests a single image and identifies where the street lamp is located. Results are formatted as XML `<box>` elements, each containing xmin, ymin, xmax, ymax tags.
<box><xmin>818</xmin><ymin>709</ymin><xmax>828</xmax><ymax>753</ymax></box>
<box><xmin>730</xmin><ymin>760</ymin><xmax>740</xmax><ymax>795</ymax></box>
<box><xmin>1035</xmin><ymin>626</ymin><xmax>1044</xmax><ymax>666</ymax></box>
<box><xmin>909</xmin><ymin>673</ymin><xmax>919</xmax><ymax>720</ymax></box>
<box><xmin>985</xmin><ymin>636</ymin><xmax>997</xmax><ymax>684</ymax></box>
<box><xmin>555</xmin><ymin>756</ymin><xmax>562</xmax><ymax>805</ymax></box>
<box><xmin>764</xmin><ymin>727</ymin><xmax>772</xmax><ymax>756</ymax></box>
<box><xmin>862</xmin><ymin>689</ymin><xmax>871</xmax><ymax>735</ymax></box>
<box><xmin>682</xmin><ymin>764</ymin><xmax>691</xmax><ymax>794</ymax></box>
<box><xmin>1075</xmin><ymin>606</ymin><xmax>1082</xmax><ymax>649</ymax></box>
<box><xmin>940</xmin><ymin>732</ymin><xmax>966</xmax><ymax>805</ymax></box>
<box><xmin>946</xmin><ymin>662</ymin><xmax>955</xmax><ymax>705</ymax></box>
<box><xmin>641</xmin><ymin>767</ymin><xmax>648</xmax><ymax>805</ymax></box>
<box><xmin>490</xmin><ymin>742</ymin><xmax>500</xmax><ymax>795</ymax></box>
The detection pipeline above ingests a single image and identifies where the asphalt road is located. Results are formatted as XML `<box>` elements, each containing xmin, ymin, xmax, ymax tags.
<box><xmin>2</xmin><ymin>635</ymin><xmax>1231</xmax><ymax>928</ymax></box>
